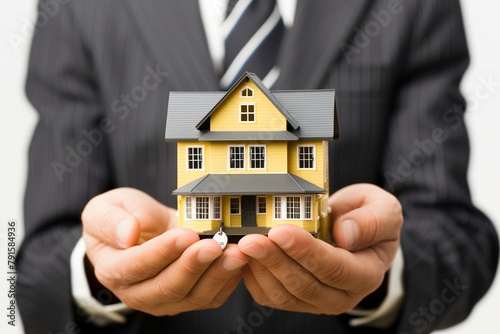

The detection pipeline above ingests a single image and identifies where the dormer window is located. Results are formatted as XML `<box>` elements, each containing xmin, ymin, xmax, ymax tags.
<box><xmin>241</xmin><ymin>87</ymin><xmax>254</xmax><ymax>97</ymax></box>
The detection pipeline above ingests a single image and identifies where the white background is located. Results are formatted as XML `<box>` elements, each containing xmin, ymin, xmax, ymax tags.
<box><xmin>0</xmin><ymin>1</ymin><xmax>499</xmax><ymax>333</ymax></box>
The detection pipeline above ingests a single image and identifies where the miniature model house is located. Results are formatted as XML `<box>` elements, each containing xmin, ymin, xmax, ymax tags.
<box><xmin>165</xmin><ymin>72</ymin><xmax>338</xmax><ymax>241</ymax></box>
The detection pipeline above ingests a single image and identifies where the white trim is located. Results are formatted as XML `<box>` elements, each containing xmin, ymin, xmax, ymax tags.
<box><xmin>185</xmin><ymin>197</ymin><xmax>193</xmax><ymax>220</ymax></box>
<box><xmin>248</xmin><ymin>145</ymin><xmax>266</xmax><ymax>170</ymax></box>
<box><xmin>273</xmin><ymin>196</ymin><xmax>282</xmax><ymax>219</ymax></box>
<box><xmin>273</xmin><ymin>195</ymin><xmax>314</xmax><ymax>221</ymax></box>
<box><xmin>213</xmin><ymin>196</ymin><xmax>221</xmax><ymax>220</ymax></box>
<box><xmin>297</xmin><ymin>145</ymin><xmax>316</xmax><ymax>171</ymax></box>
<box><xmin>239</xmin><ymin>103</ymin><xmax>256</xmax><ymax>123</ymax></box>
<box><xmin>220</xmin><ymin>5</ymin><xmax>282</xmax><ymax>88</ymax></box>
<box><xmin>228</xmin><ymin>145</ymin><xmax>246</xmax><ymax>170</ymax></box>
<box><xmin>286</xmin><ymin>196</ymin><xmax>301</xmax><ymax>220</ymax></box>
<box><xmin>195</xmin><ymin>196</ymin><xmax>210</xmax><ymax>220</ymax></box>
<box><xmin>240</xmin><ymin>86</ymin><xmax>254</xmax><ymax>98</ymax></box>
<box><xmin>186</xmin><ymin>146</ymin><xmax>205</xmax><ymax>171</ymax></box>
<box><xmin>185</xmin><ymin>196</ymin><xmax>222</xmax><ymax>221</ymax></box>
<box><xmin>230</xmin><ymin>196</ymin><xmax>241</xmax><ymax>215</ymax></box>
<box><xmin>257</xmin><ymin>196</ymin><xmax>267</xmax><ymax>215</ymax></box>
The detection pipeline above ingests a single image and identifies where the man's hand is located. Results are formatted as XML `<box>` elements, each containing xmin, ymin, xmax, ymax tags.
<box><xmin>81</xmin><ymin>188</ymin><xmax>249</xmax><ymax>316</ymax></box>
<box><xmin>238</xmin><ymin>184</ymin><xmax>403</xmax><ymax>314</ymax></box>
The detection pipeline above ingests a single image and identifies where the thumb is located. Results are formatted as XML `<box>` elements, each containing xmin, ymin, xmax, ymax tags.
<box><xmin>330</xmin><ymin>184</ymin><xmax>402</xmax><ymax>251</ymax></box>
<box><xmin>82</xmin><ymin>191</ymin><xmax>141</xmax><ymax>249</ymax></box>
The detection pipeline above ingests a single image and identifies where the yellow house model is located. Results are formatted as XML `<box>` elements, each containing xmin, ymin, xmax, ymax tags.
<box><xmin>165</xmin><ymin>72</ymin><xmax>339</xmax><ymax>242</ymax></box>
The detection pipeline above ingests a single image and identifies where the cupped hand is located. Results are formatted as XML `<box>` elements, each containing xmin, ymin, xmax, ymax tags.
<box><xmin>81</xmin><ymin>187</ymin><xmax>249</xmax><ymax>315</ymax></box>
<box><xmin>238</xmin><ymin>184</ymin><xmax>403</xmax><ymax>314</ymax></box>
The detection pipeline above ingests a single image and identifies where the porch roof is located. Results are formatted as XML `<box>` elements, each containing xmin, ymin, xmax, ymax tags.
<box><xmin>172</xmin><ymin>173</ymin><xmax>326</xmax><ymax>195</ymax></box>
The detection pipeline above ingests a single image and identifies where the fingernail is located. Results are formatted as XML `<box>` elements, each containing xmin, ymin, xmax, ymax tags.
<box><xmin>240</xmin><ymin>243</ymin><xmax>266</xmax><ymax>259</ymax></box>
<box><xmin>270</xmin><ymin>229</ymin><xmax>293</xmax><ymax>249</ymax></box>
<box><xmin>342</xmin><ymin>220</ymin><xmax>359</xmax><ymax>250</ymax></box>
<box><xmin>175</xmin><ymin>236</ymin><xmax>195</xmax><ymax>250</ymax></box>
<box><xmin>197</xmin><ymin>248</ymin><xmax>221</xmax><ymax>263</ymax></box>
<box><xmin>222</xmin><ymin>257</ymin><xmax>247</xmax><ymax>271</ymax></box>
<box><xmin>116</xmin><ymin>220</ymin><xmax>133</xmax><ymax>248</ymax></box>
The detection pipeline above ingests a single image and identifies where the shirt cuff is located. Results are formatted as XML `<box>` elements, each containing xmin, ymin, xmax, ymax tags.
<box><xmin>71</xmin><ymin>237</ymin><xmax>131</xmax><ymax>326</ymax></box>
<box><xmin>348</xmin><ymin>247</ymin><xmax>405</xmax><ymax>328</ymax></box>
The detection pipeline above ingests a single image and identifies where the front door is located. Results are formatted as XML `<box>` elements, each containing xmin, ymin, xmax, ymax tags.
<box><xmin>241</xmin><ymin>196</ymin><xmax>257</xmax><ymax>227</ymax></box>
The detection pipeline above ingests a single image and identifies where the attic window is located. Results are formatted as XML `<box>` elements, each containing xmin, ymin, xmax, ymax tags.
<box><xmin>240</xmin><ymin>104</ymin><xmax>255</xmax><ymax>122</ymax></box>
<box><xmin>241</xmin><ymin>87</ymin><xmax>253</xmax><ymax>97</ymax></box>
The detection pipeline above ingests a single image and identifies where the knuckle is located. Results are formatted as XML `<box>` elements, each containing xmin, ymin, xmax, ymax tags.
<box><xmin>186</xmin><ymin>293</ymin><xmax>210</xmax><ymax>308</ymax></box>
<box><xmin>125</xmin><ymin>260</ymin><xmax>150</xmax><ymax>282</ymax></box>
<box><xmin>183</xmin><ymin>257</ymin><xmax>207</xmax><ymax>277</ymax></box>
<box><xmin>281</xmin><ymin>265</ymin><xmax>309</xmax><ymax>290</ymax></box>
<box><xmin>289</xmin><ymin>243</ymin><xmax>315</xmax><ymax>264</ymax></box>
<box><xmin>96</xmin><ymin>209</ymin><xmax>118</xmax><ymax>242</ymax></box>
<box><xmin>94</xmin><ymin>267</ymin><xmax>118</xmax><ymax>290</ymax></box>
<box><xmin>294</xmin><ymin>281</ymin><xmax>323</xmax><ymax>301</ymax></box>
<box><xmin>249</xmin><ymin>262</ymin><xmax>270</xmax><ymax>277</ymax></box>
<box><xmin>321</xmin><ymin>254</ymin><xmax>350</xmax><ymax>285</ymax></box>
<box><xmin>155</xmin><ymin>278</ymin><xmax>186</xmax><ymax>301</ymax></box>
<box><xmin>263</xmin><ymin>254</ymin><xmax>287</xmax><ymax>272</ymax></box>
<box><xmin>364</xmin><ymin>210</ymin><xmax>381</xmax><ymax>245</ymax></box>
<box><xmin>205</xmin><ymin>298</ymin><xmax>225</xmax><ymax>309</ymax></box>
<box><xmin>253</xmin><ymin>295</ymin><xmax>270</xmax><ymax>307</ymax></box>
<box><xmin>268</xmin><ymin>290</ymin><xmax>297</xmax><ymax>310</ymax></box>
<box><xmin>121</xmin><ymin>295</ymin><xmax>144</xmax><ymax>312</ymax></box>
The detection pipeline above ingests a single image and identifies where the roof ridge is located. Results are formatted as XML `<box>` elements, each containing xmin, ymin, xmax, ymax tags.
<box><xmin>288</xmin><ymin>173</ymin><xmax>306</xmax><ymax>192</ymax></box>
<box><xmin>191</xmin><ymin>174</ymin><xmax>211</xmax><ymax>192</ymax></box>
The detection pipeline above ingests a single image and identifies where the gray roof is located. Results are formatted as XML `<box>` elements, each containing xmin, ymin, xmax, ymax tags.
<box><xmin>165</xmin><ymin>91</ymin><xmax>225</xmax><ymax>141</ymax></box>
<box><xmin>172</xmin><ymin>173</ymin><xmax>326</xmax><ymax>195</ymax></box>
<box><xmin>198</xmin><ymin>131</ymin><xmax>299</xmax><ymax>141</ymax></box>
<box><xmin>165</xmin><ymin>74</ymin><xmax>337</xmax><ymax>142</ymax></box>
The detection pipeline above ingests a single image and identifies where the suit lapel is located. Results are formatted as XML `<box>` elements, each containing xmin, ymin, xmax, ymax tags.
<box><xmin>275</xmin><ymin>0</ymin><xmax>371</xmax><ymax>89</ymax></box>
<box><xmin>121</xmin><ymin>0</ymin><xmax>219</xmax><ymax>91</ymax></box>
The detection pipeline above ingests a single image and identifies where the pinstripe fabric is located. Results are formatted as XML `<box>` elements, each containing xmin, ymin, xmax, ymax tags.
<box><xmin>17</xmin><ymin>0</ymin><xmax>498</xmax><ymax>333</ymax></box>
<box><xmin>220</xmin><ymin>0</ymin><xmax>285</xmax><ymax>89</ymax></box>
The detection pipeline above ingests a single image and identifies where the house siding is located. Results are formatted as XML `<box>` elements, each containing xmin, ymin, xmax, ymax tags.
<box><xmin>210</xmin><ymin>80</ymin><xmax>287</xmax><ymax>132</ymax></box>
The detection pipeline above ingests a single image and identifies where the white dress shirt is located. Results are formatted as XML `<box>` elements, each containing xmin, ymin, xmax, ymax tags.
<box><xmin>71</xmin><ymin>0</ymin><xmax>405</xmax><ymax>327</ymax></box>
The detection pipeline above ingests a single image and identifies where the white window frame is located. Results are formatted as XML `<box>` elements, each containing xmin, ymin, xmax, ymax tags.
<box><xmin>186</xmin><ymin>146</ymin><xmax>204</xmax><ymax>171</ymax></box>
<box><xmin>257</xmin><ymin>196</ymin><xmax>267</xmax><ymax>215</ymax></box>
<box><xmin>228</xmin><ymin>145</ymin><xmax>245</xmax><ymax>170</ymax></box>
<box><xmin>286</xmin><ymin>196</ymin><xmax>301</xmax><ymax>219</ymax></box>
<box><xmin>297</xmin><ymin>145</ymin><xmax>316</xmax><ymax>170</ymax></box>
<box><xmin>185</xmin><ymin>197</ymin><xmax>193</xmax><ymax>220</ymax></box>
<box><xmin>213</xmin><ymin>196</ymin><xmax>221</xmax><ymax>220</ymax></box>
<box><xmin>240</xmin><ymin>103</ymin><xmax>256</xmax><ymax>123</ymax></box>
<box><xmin>249</xmin><ymin>145</ymin><xmax>266</xmax><ymax>170</ymax></box>
<box><xmin>184</xmin><ymin>196</ymin><xmax>222</xmax><ymax>220</ymax></box>
<box><xmin>273</xmin><ymin>195</ymin><xmax>314</xmax><ymax>220</ymax></box>
<box><xmin>195</xmin><ymin>196</ymin><xmax>210</xmax><ymax>220</ymax></box>
<box><xmin>241</xmin><ymin>86</ymin><xmax>254</xmax><ymax>98</ymax></box>
<box><xmin>230</xmin><ymin>197</ymin><xmax>241</xmax><ymax>215</ymax></box>
<box><xmin>274</xmin><ymin>197</ymin><xmax>281</xmax><ymax>219</ymax></box>
<box><xmin>304</xmin><ymin>196</ymin><xmax>312</xmax><ymax>219</ymax></box>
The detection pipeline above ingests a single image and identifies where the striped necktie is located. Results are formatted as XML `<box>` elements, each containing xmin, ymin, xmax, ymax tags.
<box><xmin>219</xmin><ymin>0</ymin><xmax>284</xmax><ymax>89</ymax></box>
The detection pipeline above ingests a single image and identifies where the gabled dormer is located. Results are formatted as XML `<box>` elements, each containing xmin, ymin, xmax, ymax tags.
<box><xmin>195</xmin><ymin>72</ymin><xmax>300</xmax><ymax>137</ymax></box>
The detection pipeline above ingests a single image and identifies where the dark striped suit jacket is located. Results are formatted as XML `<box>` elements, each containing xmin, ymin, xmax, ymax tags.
<box><xmin>17</xmin><ymin>0</ymin><xmax>498</xmax><ymax>333</ymax></box>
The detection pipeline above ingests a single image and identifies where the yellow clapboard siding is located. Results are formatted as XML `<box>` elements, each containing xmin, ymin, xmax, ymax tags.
<box><xmin>177</xmin><ymin>142</ymin><xmax>209</xmax><ymax>188</ymax></box>
<box><xmin>207</xmin><ymin>142</ymin><xmax>288</xmax><ymax>173</ymax></box>
<box><xmin>210</xmin><ymin>80</ymin><xmax>287</xmax><ymax>132</ymax></box>
<box><xmin>288</xmin><ymin>141</ymin><xmax>325</xmax><ymax>188</ymax></box>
